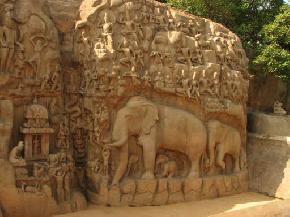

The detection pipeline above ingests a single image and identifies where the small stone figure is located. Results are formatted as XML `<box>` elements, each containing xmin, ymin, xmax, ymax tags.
<box><xmin>9</xmin><ymin>141</ymin><xmax>26</xmax><ymax>166</ymax></box>
<box><xmin>53</xmin><ymin>169</ymin><xmax>65</xmax><ymax>203</ymax></box>
<box><xmin>154</xmin><ymin>71</ymin><xmax>165</xmax><ymax>90</ymax></box>
<box><xmin>102</xmin><ymin>147</ymin><xmax>110</xmax><ymax>177</ymax></box>
<box><xmin>273</xmin><ymin>101</ymin><xmax>287</xmax><ymax>115</ymax></box>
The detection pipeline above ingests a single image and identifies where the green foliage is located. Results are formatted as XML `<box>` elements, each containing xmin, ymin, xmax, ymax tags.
<box><xmin>254</xmin><ymin>5</ymin><xmax>290</xmax><ymax>81</ymax></box>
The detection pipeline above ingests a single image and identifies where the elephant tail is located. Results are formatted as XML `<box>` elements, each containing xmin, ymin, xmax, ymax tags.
<box><xmin>200</xmin><ymin>152</ymin><xmax>208</xmax><ymax>177</ymax></box>
<box><xmin>239</xmin><ymin>146</ymin><xmax>247</xmax><ymax>170</ymax></box>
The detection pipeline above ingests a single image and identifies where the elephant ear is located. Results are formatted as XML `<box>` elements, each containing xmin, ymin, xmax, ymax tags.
<box><xmin>141</xmin><ymin>104</ymin><xmax>159</xmax><ymax>135</ymax></box>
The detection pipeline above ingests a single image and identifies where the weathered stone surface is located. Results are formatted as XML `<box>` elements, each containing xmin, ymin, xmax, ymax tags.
<box><xmin>133</xmin><ymin>193</ymin><xmax>154</xmax><ymax>206</ymax></box>
<box><xmin>168</xmin><ymin>179</ymin><xmax>182</xmax><ymax>194</ymax></box>
<box><xmin>168</xmin><ymin>192</ymin><xmax>184</xmax><ymax>204</ymax></box>
<box><xmin>136</xmin><ymin>179</ymin><xmax>157</xmax><ymax>194</ymax></box>
<box><xmin>183</xmin><ymin>177</ymin><xmax>202</xmax><ymax>193</ymax></box>
<box><xmin>152</xmin><ymin>191</ymin><xmax>169</xmax><ymax>206</ymax></box>
<box><xmin>248</xmin><ymin>112</ymin><xmax>290</xmax><ymax>137</ymax></box>
<box><xmin>248</xmin><ymin>113</ymin><xmax>290</xmax><ymax>199</ymax></box>
<box><xmin>157</xmin><ymin>179</ymin><xmax>168</xmax><ymax>193</ymax></box>
<box><xmin>108</xmin><ymin>186</ymin><xmax>121</xmax><ymax>206</ymax></box>
<box><xmin>120</xmin><ymin>194</ymin><xmax>134</xmax><ymax>205</ymax></box>
<box><xmin>0</xmin><ymin>0</ymin><xmax>251</xmax><ymax>213</ymax></box>
<box><xmin>121</xmin><ymin>179</ymin><xmax>136</xmax><ymax>194</ymax></box>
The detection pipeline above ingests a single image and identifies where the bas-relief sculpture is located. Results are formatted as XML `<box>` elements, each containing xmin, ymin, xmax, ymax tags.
<box><xmin>0</xmin><ymin>0</ymin><xmax>250</xmax><ymax>215</ymax></box>
<box><xmin>73</xmin><ymin>0</ymin><xmax>250</xmax><ymax>206</ymax></box>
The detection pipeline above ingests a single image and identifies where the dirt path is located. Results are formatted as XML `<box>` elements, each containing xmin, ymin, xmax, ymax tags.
<box><xmin>55</xmin><ymin>192</ymin><xmax>278</xmax><ymax>217</ymax></box>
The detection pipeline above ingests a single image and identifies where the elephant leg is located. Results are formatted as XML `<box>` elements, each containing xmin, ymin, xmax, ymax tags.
<box><xmin>112</xmin><ymin>144</ymin><xmax>128</xmax><ymax>185</ymax></box>
<box><xmin>141</xmin><ymin>138</ymin><xmax>156</xmax><ymax>179</ymax></box>
<box><xmin>233</xmin><ymin>153</ymin><xmax>241</xmax><ymax>173</ymax></box>
<box><xmin>216</xmin><ymin>146</ymin><xmax>225</xmax><ymax>171</ymax></box>
<box><xmin>188</xmin><ymin>157</ymin><xmax>200</xmax><ymax>178</ymax></box>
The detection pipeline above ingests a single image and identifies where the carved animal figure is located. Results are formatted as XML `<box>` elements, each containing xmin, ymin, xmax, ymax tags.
<box><xmin>106</xmin><ymin>96</ymin><xmax>207</xmax><ymax>185</ymax></box>
<box><xmin>206</xmin><ymin>120</ymin><xmax>242</xmax><ymax>173</ymax></box>
<box><xmin>156</xmin><ymin>155</ymin><xmax>177</xmax><ymax>178</ymax></box>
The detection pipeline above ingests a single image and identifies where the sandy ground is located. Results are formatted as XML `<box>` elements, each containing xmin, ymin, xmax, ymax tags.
<box><xmin>54</xmin><ymin>192</ymin><xmax>279</xmax><ymax>217</ymax></box>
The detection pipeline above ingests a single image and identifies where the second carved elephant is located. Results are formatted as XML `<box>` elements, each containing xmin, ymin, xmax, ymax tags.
<box><xmin>207</xmin><ymin>120</ymin><xmax>244</xmax><ymax>173</ymax></box>
<box><xmin>106</xmin><ymin>96</ymin><xmax>207</xmax><ymax>185</ymax></box>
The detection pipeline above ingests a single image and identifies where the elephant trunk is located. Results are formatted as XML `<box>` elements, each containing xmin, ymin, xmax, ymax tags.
<box><xmin>109</xmin><ymin>110</ymin><xmax>128</xmax><ymax>148</ymax></box>
<box><xmin>208</xmin><ymin>135</ymin><xmax>216</xmax><ymax>167</ymax></box>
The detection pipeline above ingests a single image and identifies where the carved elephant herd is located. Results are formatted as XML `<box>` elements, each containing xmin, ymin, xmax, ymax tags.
<box><xmin>106</xmin><ymin>96</ymin><xmax>245</xmax><ymax>185</ymax></box>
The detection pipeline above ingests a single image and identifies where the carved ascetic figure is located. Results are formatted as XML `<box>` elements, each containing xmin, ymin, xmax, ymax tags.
<box><xmin>106</xmin><ymin>96</ymin><xmax>207</xmax><ymax>185</ymax></box>
<box><xmin>28</xmin><ymin>35</ymin><xmax>48</xmax><ymax>77</ymax></box>
<box><xmin>206</xmin><ymin>120</ymin><xmax>243</xmax><ymax>173</ymax></box>
<box><xmin>9</xmin><ymin>141</ymin><xmax>26</xmax><ymax>166</ymax></box>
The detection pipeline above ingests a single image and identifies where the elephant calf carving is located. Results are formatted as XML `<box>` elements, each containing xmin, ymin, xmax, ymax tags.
<box><xmin>106</xmin><ymin>96</ymin><xmax>207</xmax><ymax>185</ymax></box>
<box><xmin>156</xmin><ymin>155</ymin><xmax>177</xmax><ymax>178</ymax></box>
<box><xmin>207</xmin><ymin>120</ymin><xmax>243</xmax><ymax>173</ymax></box>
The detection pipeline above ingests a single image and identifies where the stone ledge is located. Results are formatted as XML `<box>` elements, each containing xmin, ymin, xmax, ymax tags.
<box><xmin>87</xmin><ymin>171</ymin><xmax>249</xmax><ymax>206</ymax></box>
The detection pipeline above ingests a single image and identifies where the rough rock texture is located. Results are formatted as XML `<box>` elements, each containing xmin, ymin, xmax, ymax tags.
<box><xmin>248</xmin><ymin>112</ymin><xmax>290</xmax><ymax>137</ymax></box>
<box><xmin>247</xmin><ymin>112</ymin><xmax>290</xmax><ymax>199</ymax></box>
<box><xmin>248</xmin><ymin>75</ymin><xmax>290</xmax><ymax>113</ymax></box>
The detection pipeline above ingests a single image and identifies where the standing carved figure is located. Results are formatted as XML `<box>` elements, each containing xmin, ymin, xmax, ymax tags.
<box><xmin>0</xmin><ymin>4</ymin><xmax>17</xmax><ymax>74</ymax></box>
<box><xmin>28</xmin><ymin>35</ymin><xmax>48</xmax><ymax>78</ymax></box>
<box><xmin>53</xmin><ymin>170</ymin><xmax>65</xmax><ymax>203</ymax></box>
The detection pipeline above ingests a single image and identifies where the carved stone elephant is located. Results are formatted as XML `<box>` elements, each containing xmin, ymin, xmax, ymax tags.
<box><xmin>107</xmin><ymin>96</ymin><xmax>207</xmax><ymax>185</ymax></box>
<box><xmin>206</xmin><ymin>120</ymin><xmax>242</xmax><ymax>173</ymax></box>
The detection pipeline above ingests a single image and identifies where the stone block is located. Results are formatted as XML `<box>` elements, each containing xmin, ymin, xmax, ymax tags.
<box><xmin>215</xmin><ymin>176</ymin><xmax>227</xmax><ymax>197</ymax></box>
<box><xmin>132</xmin><ymin>192</ymin><xmax>154</xmax><ymax>206</ymax></box>
<box><xmin>136</xmin><ymin>179</ymin><xmax>157</xmax><ymax>194</ymax></box>
<box><xmin>120</xmin><ymin>179</ymin><xmax>136</xmax><ymax>194</ymax></box>
<box><xmin>152</xmin><ymin>191</ymin><xmax>169</xmax><ymax>206</ymax></box>
<box><xmin>202</xmin><ymin>177</ymin><xmax>218</xmax><ymax>199</ymax></box>
<box><xmin>183</xmin><ymin>177</ymin><xmax>202</xmax><ymax>193</ymax></box>
<box><xmin>238</xmin><ymin>171</ymin><xmax>249</xmax><ymax>193</ymax></box>
<box><xmin>168</xmin><ymin>179</ymin><xmax>182</xmax><ymax>194</ymax></box>
<box><xmin>108</xmin><ymin>186</ymin><xmax>121</xmax><ymax>206</ymax></box>
<box><xmin>120</xmin><ymin>194</ymin><xmax>134</xmax><ymax>205</ymax></box>
<box><xmin>184</xmin><ymin>190</ymin><xmax>200</xmax><ymax>201</ymax></box>
<box><xmin>157</xmin><ymin>179</ymin><xmax>168</xmax><ymax>193</ymax></box>
<box><xmin>168</xmin><ymin>192</ymin><xmax>184</xmax><ymax>204</ymax></box>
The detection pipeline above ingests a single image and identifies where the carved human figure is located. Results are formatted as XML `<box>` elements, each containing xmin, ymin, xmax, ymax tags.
<box><xmin>154</xmin><ymin>71</ymin><xmax>165</xmax><ymax>90</ymax></box>
<box><xmin>28</xmin><ymin>35</ymin><xmax>48</xmax><ymax>78</ymax></box>
<box><xmin>0</xmin><ymin>4</ymin><xmax>17</xmax><ymax>74</ymax></box>
<box><xmin>53</xmin><ymin>170</ymin><xmax>65</xmax><ymax>203</ymax></box>
<box><xmin>106</xmin><ymin>96</ymin><xmax>207</xmax><ymax>185</ymax></box>
<box><xmin>57</xmin><ymin>119</ymin><xmax>69</xmax><ymax>150</ymax></box>
<box><xmin>9</xmin><ymin>141</ymin><xmax>26</xmax><ymax>166</ymax></box>
<box><xmin>176</xmin><ymin>70</ymin><xmax>191</xmax><ymax>97</ymax></box>
<box><xmin>102</xmin><ymin>12</ymin><xmax>114</xmax><ymax>51</ymax></box>
<box><xmin>118</xmin><ymin>37</ymin><xmax>134</xmax><ymax>69</ymax></box>
<box><xmin>190</xmin><ymin>72</ymin><xmax>200</xmax><ymax>98</ymax></box>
